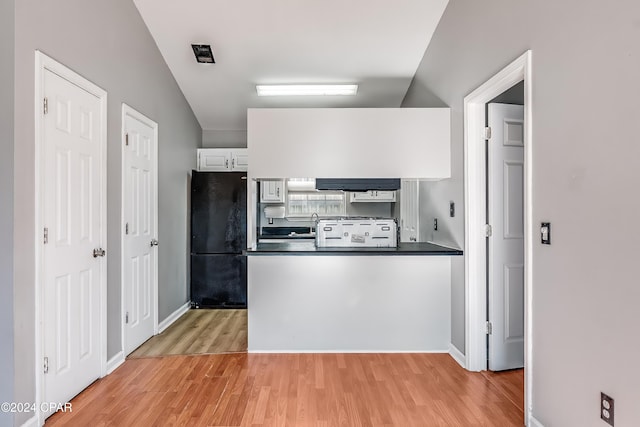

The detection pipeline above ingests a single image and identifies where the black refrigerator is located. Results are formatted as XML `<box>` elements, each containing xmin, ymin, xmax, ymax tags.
<box><xmin>190</xmin><ymin>170</ymin><xmax>247</xmax><ymax>308</ymax></box>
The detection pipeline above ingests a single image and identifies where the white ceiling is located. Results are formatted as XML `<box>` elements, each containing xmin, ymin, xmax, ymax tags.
<box><xmin>133</xmin><ymin>0</ymin><xmax>449</xmax><ymax>131</ymax></box>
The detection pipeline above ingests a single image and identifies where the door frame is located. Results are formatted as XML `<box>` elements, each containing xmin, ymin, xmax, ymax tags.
<box><xmin>120</xmin><ymin>103</ymin><xmax>159</xmax><ymax>356</ymax></box>
<box><xmin>34</xmin><ymin>50</ymin><xmax>108</xmax><ymax>426</ymax></box>
<box><xmin>463</xmin><ymin>51</ymin><xmax>533</xmax><ymax>422</ymax></box>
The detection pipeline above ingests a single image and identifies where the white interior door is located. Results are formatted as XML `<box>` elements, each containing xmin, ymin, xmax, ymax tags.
<box><xmin>42</xmin><ymin>67</ymin><xmax>105</xmax><ymax>417</ymax></box>
<box><xmin>487</xmin><ymin>103</ymin><xmax>525</xmax><ymax>371</ymax></box>
<box><xmin>123</xmin><ymin>105</ymin><xmax>158</xmax><ymax>355</ymax></box>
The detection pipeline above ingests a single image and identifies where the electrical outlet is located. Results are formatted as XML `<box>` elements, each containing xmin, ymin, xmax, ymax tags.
<box><xmin>433</xmin><ymin>218</ymin><xmax>438</xmax><ymax>231</ymax></box>
<box><xmin>601</xmin><ymin>392</ymin><xmax>614</xmax><ymax>426</ymax></box>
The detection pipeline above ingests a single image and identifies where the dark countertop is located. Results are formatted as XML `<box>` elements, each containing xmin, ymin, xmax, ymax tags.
<box><xmin>245</xmin><ymin>241</ymin><xmax>463</xmax><ymax>256</ymax></box>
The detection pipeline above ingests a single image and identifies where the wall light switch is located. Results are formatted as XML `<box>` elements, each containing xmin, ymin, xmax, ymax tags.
<box><xmin>449</xmin><ymin>201</ymin><xmax>455</xmax><ymax>217</ymax></box>
<box><xmin>540</xmin><ymin>222</ymin><xmax>551</xmax><ymax>244</ymax></box>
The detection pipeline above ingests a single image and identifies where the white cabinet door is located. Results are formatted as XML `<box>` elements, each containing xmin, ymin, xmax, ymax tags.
<box><xmin>197</xmin><ymin>148</ymin><xmax>249</xmax><ymax>172</ymax></box>
<box><xmin>400</xmin><ymin>180</ymin><xmax>419</xmax><ymax>242</ymax></box>
<box><xmin>198</xmin><ymin>149</ymin><xmax>230</xmax><ymax>171</ymax></box>
<box><xmin>350</xmin><ymin>190</ymin><xmax>396</xmax><ymax>202</ymax></box>
<box><xmin>260</xmin><ymin>180</ymin><xmax>285</xmax><ymax>203</ymax></box>
<box><xmin>231</xmin><ymin>149</ymin><xmax>248</xmax><ymax>171</ymax></box>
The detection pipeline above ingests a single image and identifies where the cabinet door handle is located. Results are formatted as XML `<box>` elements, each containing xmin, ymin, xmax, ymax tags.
<box><xmin>225</xmin><ymin>158</ymin><xmax>229</xmax><ymax>169</ymax></box>
<box><xmin>232</xmin><ymin>158</ymin><xmax>235</xmax><ymax>169</ymax></box>
<box><xmin>276</xmin><ymin>187</ymin><xmax>280</xmax><ymax>197</ymax></box>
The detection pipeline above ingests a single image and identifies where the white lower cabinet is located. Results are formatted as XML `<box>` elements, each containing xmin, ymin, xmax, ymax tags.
<box><xmin>197</xmin><ymin>148</ymin><xmax>248</xmax><ymax>171</ymax></box>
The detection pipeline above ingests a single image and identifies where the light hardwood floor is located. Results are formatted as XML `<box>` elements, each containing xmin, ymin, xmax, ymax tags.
<box><xmin>46</xmin><ymin>353</ymin><xmax>524</xmax><ymax>426</ymax></box>
<box><xmin>129</xmin><ymin>309</ymin><xmax>247</xmax><ymax>358</ymax></box>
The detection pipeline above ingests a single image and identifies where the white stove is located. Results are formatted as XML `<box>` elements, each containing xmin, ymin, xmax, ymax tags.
<box><xmin>315</xmin><ymin>217</ymin><xmax>398</xmax><ymax>248</ymax></box>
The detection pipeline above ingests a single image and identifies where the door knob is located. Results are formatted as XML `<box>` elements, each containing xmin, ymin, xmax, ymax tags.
<box><xmin>150</xmin><ymin>239</ymin><xmax>159</xmax><ymax>247</ymax></box>
<box><xmin>93</xmin><ymin>248</ymin><xmax>106</xmax><ymax>258</ymax></box>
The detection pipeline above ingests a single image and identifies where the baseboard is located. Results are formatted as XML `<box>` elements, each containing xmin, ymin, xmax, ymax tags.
<box><xmin>248</xmin><ymin>351</ymin><xmax>450</xmax><ymax>354</ymax></box>
<box><xmin>106</xmin><ymin>351</ymin><xmax>125</xmax><ymax>375</ymax></box>
<box><xmin>448</xmin><ymin>343</ymin><xmax>466</xmax><ymax>368</ymax></box>
<box><xmin>158</xmin><ymin>301</ymin><xmax>190</xmax><ymax>333</ymax></box>
<box><xmin>528</xmin><ymin>415</ymin><xmax>544</xmax><ymax>427</ymax></box>
<box><xmin>20</xmin><ymin>414</ymin><xmax>38</xmax><ymax>427</ymax></box>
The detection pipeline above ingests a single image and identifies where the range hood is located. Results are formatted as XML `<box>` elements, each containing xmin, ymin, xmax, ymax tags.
<box><xmin>315</xmin><ymin>178</ymin><xmax>401</xmax><ymax>192</ymax></box>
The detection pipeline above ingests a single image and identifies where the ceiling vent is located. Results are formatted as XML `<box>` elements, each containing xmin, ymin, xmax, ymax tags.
<box><xmin>191</xmin><ymin>44</ymin><xmax>215</xmax><ymax>64</ymax></box>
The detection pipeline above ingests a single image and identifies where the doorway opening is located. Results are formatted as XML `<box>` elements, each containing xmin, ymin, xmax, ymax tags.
<box><xmin>486</xmin><ymin>86</ymin><xmax>525</xmax><ymax>373</ymax></box>
<box><xmin>463</xmin><ymin>51</ymin><xmax>533</xmax><ymax>424</ymax></box>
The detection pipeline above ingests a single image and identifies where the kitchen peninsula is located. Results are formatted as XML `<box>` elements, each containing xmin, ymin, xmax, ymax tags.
<box><xmin>246</xmin><ymin>239</ymin><xmax>462</xmax><ymax>352</ymax></box>
<box><xmin>246</xmin><ymin>107</ymin><xmax>459</xmax><ymax>353</ymax></box>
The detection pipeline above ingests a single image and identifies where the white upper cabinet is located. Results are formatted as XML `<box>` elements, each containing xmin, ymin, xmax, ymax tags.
<box><xmin>350</xmin><ymin>191</ymin><xmax>396</xmax><ymax>203</ymax></box>
<box><xmin>247</xmin><ymin>108</ymin><xmax>450</xmax><ymax>179</ymax></box>
<box><xmin>197</xmin><ymin>148</ymin><xmax>248</xmax><ymax>172</ymax></box>
<box><xmin>260</xmin><ymin>180</ymin><xmax>285</xmax><ymax>203</ymax></box>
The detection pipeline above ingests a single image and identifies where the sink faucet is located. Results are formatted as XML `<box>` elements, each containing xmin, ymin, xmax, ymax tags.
<box><xmin>310</xmin><ymin>212</ymin><xmax>319</xmax><ymax>223</ymax></box>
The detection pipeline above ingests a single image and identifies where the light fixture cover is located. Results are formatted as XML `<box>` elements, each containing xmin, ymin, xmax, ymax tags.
<box><xmin>191</xmin><ymin>44</ymin><xmax>215</xmax><ymax>64</ymax></box>
<box><xmin>256</xmin><ymin>84</ymin><xmax>358</xmax><ymax>96</ymax></box>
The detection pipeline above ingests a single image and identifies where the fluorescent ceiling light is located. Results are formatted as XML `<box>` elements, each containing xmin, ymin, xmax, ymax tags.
<box><xmin>256</xmin><ymin>84</ymin><xmax>358</xmax><ymax>96</ymax></box>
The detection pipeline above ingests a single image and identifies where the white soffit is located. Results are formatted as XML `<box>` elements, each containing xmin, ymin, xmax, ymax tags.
<box><xmin>133</xmin><ymin>0</ymin><xmax>449</xmax><ymax>130</ymax></box>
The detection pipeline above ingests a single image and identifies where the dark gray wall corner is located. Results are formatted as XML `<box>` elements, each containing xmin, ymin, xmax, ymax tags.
<box><xmin>489</xmin><ymin>80</ymin><xmax>524</xmax><ymax>105</ymax></box>
<box><xmin>0</xmin><ymin>0</ymin><xmax>15</xmax><ymax>425</ymax></box>
<box><xmin>404</xmin><ymin>0</ymin><xmax>640</xmax><ymax>424</ymax></box>
<box><xmin>13</xmin><ymin>1</ymin><xmax>200</xmax><ymax>423</ymax></box>
<box><xmin>402</xmin><ymin>78</ymin><xmax>448</xmax><ymax>108</ymax></box>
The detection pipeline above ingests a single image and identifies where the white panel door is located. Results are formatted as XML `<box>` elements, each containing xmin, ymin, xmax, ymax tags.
<box><xmin>123</xmin><ymin>106</ymin><xmax>158</xmax><ymax>355</ymax></box>
<box><xmin>42</xmin><ymin>68</ymin><xmax>104</xmax><ymax>416</ymax></box>
<box><xmin>488</xmin><ymin>103</ymin><xmax>525</xmax><ymax>371</ymax></box>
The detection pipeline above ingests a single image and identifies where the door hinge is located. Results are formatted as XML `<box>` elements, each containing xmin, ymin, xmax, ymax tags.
<box><xmin>125</xmin><ymin>312</ymin><xmax>129</xmax><ymax>324</ymax></box>
<box><xmin>125</xmin><ymin>133</ymin><xmax>129</xmax><ymax>146</ymax></box>
<box><xmin>43</xmin><ymin>227</ymin><xmax>49</xmax><ymax>244</ymax></box>
<box><xmin>43</xmin><ymin>356</ymin><xmax>49</xmax><ymax>374</ymax></box>
<box><xmin>484</xmin><ymin>126</ymin><xmax>492</xmax><ymax>140</ymax></box>
<box><xmin>486</xmin><ymin>321</ymin><xmax>492</xmax><ymax>335</ymax></box>
<box><xmin>125</xmin><ymin>223</ymin><xmax>129</xmax><ymax>235</ymax></box>
<box><xmin>43</xmin><ymin>97</ymin><xmax>49</xmax><ymax>115</ymax></box>
<box><xmin>485</xmin><ymin>224</ymin><xmax>493</xmax><ymax>237</ymax></box>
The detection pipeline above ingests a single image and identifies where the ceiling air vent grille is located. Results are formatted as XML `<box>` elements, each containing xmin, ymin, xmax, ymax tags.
<box><xmin>191</xmin><ymin>44</ymin><xmax>215</xmax><ymax>64</ymax></box>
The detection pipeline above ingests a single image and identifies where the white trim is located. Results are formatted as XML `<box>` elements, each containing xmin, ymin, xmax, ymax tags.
<box><xmin>448</xmin><ymin>343</ymin><xmax>466</xmax><ymax>368</ymax></box>
<box><xmin>106</xmin><ymin>351</ymin><xmax>125</xmax><ymax>375</ymax></box>
<box><xmin>528</xmin><ymin>415</ymin><xmax>545</xmax><ymax>427</ymax></box>
<box><xmin>120</xmin><ymin>104</ymin><xmax>160</xmax><ymax>357</ymax></box>
<box><xmin>158</xmin><ymin>302</ymin><xmax>191</xmax><ymax>333</ymax></box>
<box><xmin>34</xmin><ymin>50</ymin><xmax>108</xmax><ymax>427</ymax></box>
<box><xmin>19</xmin><ymin>415</ymin><xmax>38</xmax><ymax>427</ymax></box>
<box><xmin>463</xmin><ymin>50</ymin><xmax>533</xmax><ymax>422</ymax></box>
<box><xmin>248</xmin><ymin>350</ymin><xmax>450</xmax><ymax>354</ymax></box>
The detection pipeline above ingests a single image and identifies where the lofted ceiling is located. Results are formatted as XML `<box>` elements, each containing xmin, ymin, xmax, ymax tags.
<box><xmin>133</xmin><ymin>0</ymin><xmax>449</xmax><ymax>131</ymax></box>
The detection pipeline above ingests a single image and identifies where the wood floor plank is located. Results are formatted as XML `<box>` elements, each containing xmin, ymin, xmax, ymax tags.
<box><xmin>129</xmin><ymin>309</ymin><xmax>248</xmax><ymax>358</ymax></box>
<box><xmin>46</xmin><ymin>353</ymin><xmax>524</xmax><ymax>427</ymax></box>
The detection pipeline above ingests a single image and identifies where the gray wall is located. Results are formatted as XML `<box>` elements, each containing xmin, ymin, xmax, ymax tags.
<box><xmin>403</xmin><ymin>1</ymin><xmax>640</xmax><ymax>425</ymax></box>
<box><xmin>0</xmin><ymin>0</ymin><xmax>15</xmax><ymax>425</ymax></box>
<box><xmin>13</xmin><ymin>1</ymin><xmax>201</xmax><ymax>423</ymax></box>
<box><xmin>202</xmin><ymin>129</ymin><xmax>247</xmax><ymax>148</ymax></box>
